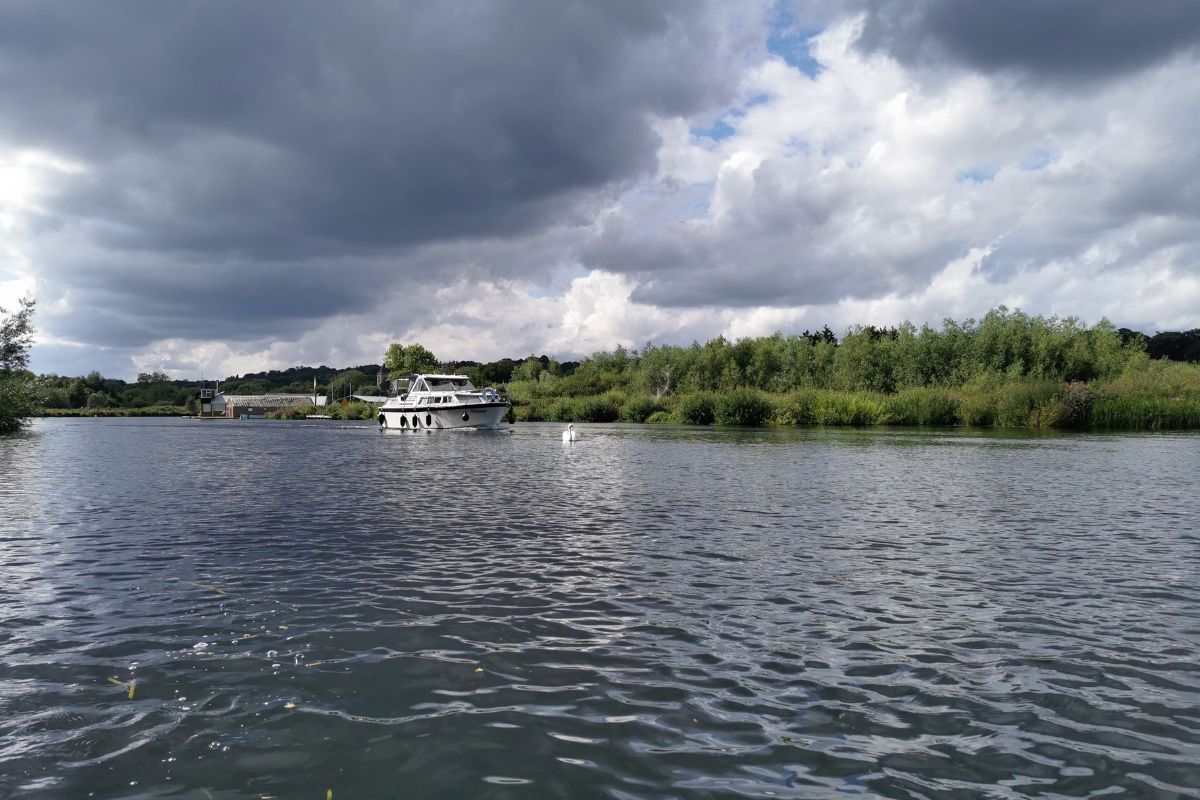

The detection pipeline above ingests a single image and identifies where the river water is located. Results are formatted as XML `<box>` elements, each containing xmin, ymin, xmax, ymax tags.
<box><xmin>0</xmin><ymin>418</ymin><xmax>1197</xmax><ymax>799</ymax></box>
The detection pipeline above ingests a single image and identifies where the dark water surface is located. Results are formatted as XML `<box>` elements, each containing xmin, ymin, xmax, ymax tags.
<box><xmin>1</xmin><ymin>419</ymin><xmax>1198</xmax><ymax>799</ymax></box>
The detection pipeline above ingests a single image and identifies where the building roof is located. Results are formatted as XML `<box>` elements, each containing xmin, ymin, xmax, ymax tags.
<box><xmin>350</xmin><ymin>395</ymin><xmax>387</xmax><ymax>403</ymax></box>
<box><xmin>215</xmin><ymin>393</ymin><xmax>328</xmax><ymax>408</ymax></box>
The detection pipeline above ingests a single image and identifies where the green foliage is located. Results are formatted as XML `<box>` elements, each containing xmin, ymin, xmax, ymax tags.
<box><xmin>265</xmin><ymin>405</ymin><xmax>318</xmax><ymax>420</ymax></box>
<box><xmin>512</xmin><ymin>356</ymin><xmax>560</xmax><ymax>382</ymax></box>
<box><xmin>17</xmin><ymin>306</ymin><xmax>1200</xmax><ymax>432</ymax></box>
<box><xmin>327</xmin><ymin>369</ymin><xmax>371</xmax><ymax>404</ymax></box>
<box><xmin>0</xmin><ymin>373</ymin><xmax>37</xmax><ymax>433</ymax></box>
<box><xmin>384</xmin><ymin>342</ymin><xmax>439</xmax><ymax>377</ymax></box>
<box><xmin>0</xmin><ymin>299</ymin><xmax>37</xmax><ymax>433</ymax></box>
<box><xmin>1</xmin><ymin>298</ymin><xmax>35</xmax><ymax>372</ymax></box>
<box><xmin>992</xmin><ymin>380</ymin><xmax>1061</xmax><ymax>427</ymax></box>
<box><xmin>39</xmin><ymin>404</ymin><xmax>187</xmax><ymax>418</ymax></box>
<box><xmin>1146</xmin><ymin>329</ymin><xmax>1200</xmax><ymax>362</ymax></box>
<box><xmin>621</xmin><ymin>395</ymin><xmax>661</xmax><ymax>423</ymax></box>
<box><xmin>715</xmin><ymin>388</ymin><xmax>773</xmax><ymax>427</ymax></box>
<box><xmin>677</xmin><ymin>391</ymin><xmax>717</xmax><ymax>425</ymax></box>
<box><xmin>86</xmin><ymin>392</ymin><xmax>111</xmax><ymax>409</ymax></box>
<box><xmin>343</xmin><ymin>401</ymin><xmax>375</xmax><ymax>421</ymax></box>
<box><xmin>811</xmin><ymin>392</ymin><xmax>886</xmax><ymax>426</ymax></box>
<box><xmin>881</xmin><ymin>387</ymin><xmax>960</xmax><ymax>426</ymax></box>
<box><xmin>578</xmin><ymin>397</ymin><xmax>620</xmax><ymax>423</ymax></box>
<box><xmin>1046</xmin><ymin>383</ymin><xmax>1095</xmax><ymax>429</ymax></box>
<box><xmin>645</xmin><ymin>410</ymin><xmax>675</xmax><ymax>424</ymax></box>
<box><xmin>773</xmin><ymin>389</ymin><xmax>820</xmax><ymax>425</ymax></box>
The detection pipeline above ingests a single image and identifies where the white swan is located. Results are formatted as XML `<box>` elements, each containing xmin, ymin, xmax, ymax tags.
<box><xmin>562</xmin><ymin>423</ymin><xmax>579</xmax><ymax>442</ymax></box>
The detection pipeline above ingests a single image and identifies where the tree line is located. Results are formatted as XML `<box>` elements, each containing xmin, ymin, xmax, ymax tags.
<box><xmin>3</xmin><ymin>300</ymin><xmax>1200</xmax><ymax>431</ymax></box>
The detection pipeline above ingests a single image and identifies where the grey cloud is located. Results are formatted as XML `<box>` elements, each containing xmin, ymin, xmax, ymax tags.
<box><xmin>2</xmin><ymin>0</ymin><xmax>752</xmax><ymax>364</ymax></box>
<box><xmin>2</xmin><ymin>1</ymin><xmax>742</xmax><ymax>256</ymax></box>
<box><xmin>585</xmin><ymin>156</ymin><xmax>969</xmax><ymax>309</ymax></box>
<box><xmin>850</xmin><ymin>0</ymin><xmax>1200</xmax><ymax>80</ymax></box>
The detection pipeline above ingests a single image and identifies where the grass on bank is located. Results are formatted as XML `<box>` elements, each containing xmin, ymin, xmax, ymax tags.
<box><xmin>265</xmin><ymin>401</ymin><xmax>377</xmax><ymax>421</ymax></box>
<box><xmin>39</xmin><ymin>404</ymin><xmax>189</xmax><ymax>417</ymax></box>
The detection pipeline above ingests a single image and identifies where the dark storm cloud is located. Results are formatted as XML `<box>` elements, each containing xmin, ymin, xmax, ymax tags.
<box><xmin>850</xmin><ymin>0</ymin><xmax>1200</xmax><ymax>79</ymax></box>
<box><xmin>2</xmin><ymin>0</ymin><xmax>750</xmax><ymax>364</ymax></box>
<box><xmin>0</xmin><ymin>0</ymin><xmax>742</xmax><ymax>256</ymax></box>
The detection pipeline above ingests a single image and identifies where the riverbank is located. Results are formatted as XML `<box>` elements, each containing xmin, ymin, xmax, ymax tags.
<box><xmin>37</xmin><ymin>405</ymin><xmax>188</xmax><ymax>417</ymax></box>
<box><xmin>511</xmin><ymin>358</ymin><xmax>1200</xmax><ymax>431</ymax></box>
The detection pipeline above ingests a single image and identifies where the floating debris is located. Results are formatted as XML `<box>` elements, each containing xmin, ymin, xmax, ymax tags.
<box><xmin>189</xmin><ymin>582</ymin><xmax>228</xmax><ymax>596</ymax></box>
<box><xmin>284</xmin><ymin>702</ymin><xmax>296</xmax><ymax>710</ymax></box>
<box><xmin>193</xmin><ymin>642</ymin><xmax>209</xmax><ymax>651</ymax></box>
<box><xmin>127</xmin><ymin>680</ymin><xmax>136</xmax><ymax>700</ymax></box>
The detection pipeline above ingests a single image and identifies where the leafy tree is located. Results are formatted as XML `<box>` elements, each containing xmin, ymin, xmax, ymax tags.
<box><xmin>328</xmin><ymin>369</ymin><xmax>371</xmax><ymax>402</ymax></box>
<box><xmin>0</xmin><ymin>298</ymin><xmax>35</xmax><ymax>372</ymax></box>
<box><xmin>0</xmin><ymin>298</ymin><xmax>36</xmax><ymax>432</ymax></box>
<box><xmin>384</xmin><ymin>343</ymin><xmax>439</xmax><ymax>377</ymax></box>
<box><xmin>715</xmin><ymin>388</ymin><xmax>773</xmax><ymax>427</ymax></box>
<box><xmin>86</xmin><ymin>392</ymin><xmax>111</xmax><ymax>409</ymax></box>
<box><xmin>137</xmin><ymin>370</ymin><xmax>170</xmax><ymax>383</ymax></box>
<box><xmin>67</xmin><ymin>379</ymin><xmax>89</xmax><ymax>408</ymax></box>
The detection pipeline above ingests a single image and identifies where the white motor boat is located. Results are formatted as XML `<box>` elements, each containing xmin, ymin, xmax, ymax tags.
<box><xmin>378</xmin><ymin>374</ymin><xmax>509</xmax><ymax>430</ymax></box>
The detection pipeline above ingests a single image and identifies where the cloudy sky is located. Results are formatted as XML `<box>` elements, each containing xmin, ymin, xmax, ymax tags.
<box><xmin>3</xmin><ymin>0</ymin><xmax>1200</xmax><ymax>379</ymax></box>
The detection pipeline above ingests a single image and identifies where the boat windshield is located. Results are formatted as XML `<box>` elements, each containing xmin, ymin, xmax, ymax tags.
<box><xmin>427</xmin><ymin>377</ymin><xmax>475</xmax><ymax>392</ymax></box>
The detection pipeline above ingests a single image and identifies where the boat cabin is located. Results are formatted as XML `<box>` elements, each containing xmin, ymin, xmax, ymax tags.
<box><xmin>387</xmin><ymin>374</ymin><xmax>479</xmax><ymax>404</ymax></box>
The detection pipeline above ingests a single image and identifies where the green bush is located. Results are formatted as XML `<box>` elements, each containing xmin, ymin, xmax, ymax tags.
<box><xmin>577</xmin><ymin>397</ymin><xmax>620</xmax><ymax>423</ymax></box>
<box><xmin>621</xmin><ymin>395</ymin><xmax>661</xmax><ymax>423</ymax></box>
<box><xmin>645</xmin><ymin>410</ymin><xmax>675</xmax><ymax>424</ymax></box>
<box><xmin>993</xmin><ymin>380</ymin><xmax>1060</xmax><ymax>427</ymax></box>
<box><xmin>267</xmin><ymin>404</ymin><xmax>318</xmax><ymax>420</ymax></box>
<box><xmin>1047</xmin><ymin>383</ymin><xmax>1094</xmax><ymax>429</ymax></box>
<box><xmin>677</xmin><ymin>391</ymin><xmax>717</xmax><ymax>425</ymax></box>
<box><xmin>811</xmin><ymin>392</ymin><xmax>885</xmax><ymax>425</ymax></box>
<box><xmin>953</xmin><ymin>389</ymin><xmax>996</xmax><ymax>426</ymax></box>
<box><xmin>0</xmin><ymin>375</ymin><xmax>37</xmax><ymax>433</ymax></box>
<box><xmin>542</xmin><ymin>398</ymin><xmax>575</xmax><ymax>422</ymax></box>
<box><xmin>715</xmin><ymin>388</ymin><xmax>773</xmax><ymax>427</ymax></box>
<box><xmin>513</xmin><ymin>402</ymin><xmax>544</xmax><ymax>422</ymax></box>
<box><xmin>773</xmin><ymin>389</ymin><xmax>819</xmax><ymax>425</ymax></box>
<box><xmin>344</xmin><ymin>401</ymin><xmax>375</xmax><ymax>421</ymax></box>
<box><xmin>883</xmin><ymin>387</ymin><xmax>959</xmax><ymax>425</ymax></box>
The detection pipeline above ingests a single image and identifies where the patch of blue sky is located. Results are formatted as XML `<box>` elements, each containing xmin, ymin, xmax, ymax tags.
<box><xmin>957</xmin><ymin>160</ymin><xmax>1002</xmax><ymax>183</ymax></box>
<box><xmin>1019</xmin><ymin>148</ymin><xmax>1057</xmax><ymax>171</ymax></box>
<box><xmin>783</xmin><ymin>136</ymin><xmax>812</xmax><ymax>157</ymax></box>
<box><xmin>766</xmin><ymin>0</ymin><xmax>822</xmax><ymax>77</ymax></box>
<box><xmin>690</xmin><ymin>118</ymin><xmax>735</xmax><ymax>142</ymax></box>
<box><xmin>620</xmin><ymin>182</ymin><xmax>713</xmax><ymax>234</ymax></box>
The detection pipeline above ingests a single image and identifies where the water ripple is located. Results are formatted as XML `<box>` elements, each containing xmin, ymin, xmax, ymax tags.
<box><xmin>0</xmin><ymin>420</ymin><xmax>1197</xmax><ymax>797</ymax></box>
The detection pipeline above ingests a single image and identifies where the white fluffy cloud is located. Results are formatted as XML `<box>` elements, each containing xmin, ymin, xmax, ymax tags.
<box><xmin>589</xmin><ymin>15</ymin><xmax>1200</xmax><ymax>330</ymax></box>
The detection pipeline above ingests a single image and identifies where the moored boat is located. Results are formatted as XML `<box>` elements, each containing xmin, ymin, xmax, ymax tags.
<box><xmin>378</xmin><ymin>374</ymin><xmax>508</xmax><ymax>430</ymax></box>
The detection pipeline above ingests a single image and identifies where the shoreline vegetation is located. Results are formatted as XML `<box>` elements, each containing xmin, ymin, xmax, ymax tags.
<box><xmin>504</xmin><ymin>308</ymin><xmax>1200</xmax><ymax>431</ymax></box>
<box><xmin>9</xmin><ymin>307</ymin><xmax>1200</xmax><ymax>432</ymax></box>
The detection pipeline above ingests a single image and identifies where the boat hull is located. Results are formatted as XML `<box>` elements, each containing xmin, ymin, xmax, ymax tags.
<box><xmin>379</xmin><ymin>402</ymin><xmax>508</xmax><ymax>431</ymax></box>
